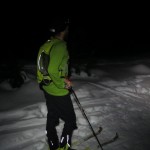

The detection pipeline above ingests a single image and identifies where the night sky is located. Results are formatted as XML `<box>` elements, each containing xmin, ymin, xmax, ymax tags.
<box><xmin>2</xmin><ymin>6</ymin><xmax>150</xmax><ymax>64</ymax></box>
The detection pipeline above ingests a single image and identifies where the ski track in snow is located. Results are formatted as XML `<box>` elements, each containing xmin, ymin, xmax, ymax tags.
<box><xmin>0</xmin><ymin>62</ymin><xmax>150</xmax><ymax>150</ymax></box>
<box><xmin>66</xmin><ymin>79</ymin><xmax>150</xmax><ymax>149</ymax></box>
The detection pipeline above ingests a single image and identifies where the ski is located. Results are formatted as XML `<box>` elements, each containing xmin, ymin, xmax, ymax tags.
<box><xmin>100</xmin><ymin>132</ymin><xmax>119</xmax><ymax>147</ymax></box>
<box><xmin>83</xmin><ymin>130</ymin><xmax>119</xmax><ymax>149</ymax></box>
<box><xmin>72</xmin><ymin>126</ymin><xmax>102</xmax><ymax>149</ymax></box>
<box><xmin>73</xmin><ymin>129</ymin><xmax>118</xmax><ymax>150</ymax></box>
<box><xmin>84</xmin><ymin>132</ymin><xmax>119</xmax><ymax>150</ymax></box>
<box><xmin>82</xmin><ymin>127</ymin><xmax>118</xmax><ymax>147</ymax></box>
<box><xmin>84</xmin><ymin>126</ymin><xmax>103</xmax><ymax>141</ymax></box>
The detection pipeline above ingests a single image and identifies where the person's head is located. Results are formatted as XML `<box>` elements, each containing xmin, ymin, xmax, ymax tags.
<box><xmin>49</xmin><ymin>18</ymin><xmax>70</xmax><ymax>41</ymax></box>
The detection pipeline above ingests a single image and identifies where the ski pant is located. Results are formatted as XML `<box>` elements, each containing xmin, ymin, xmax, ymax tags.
<box><xmin>44</xmin><ymin>92</ymin><xmax>77</xmax><ymax>150</ymax></box>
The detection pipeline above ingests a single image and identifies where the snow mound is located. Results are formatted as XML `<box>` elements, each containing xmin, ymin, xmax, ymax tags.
<box><xmin>90</xmin><ymin>69</ymin><xmax>108</xmax><ymax>78</ymax></box>
<box><xmin>130</xmin><ymin>64</ymin><xmax>150</xmax><ymax>74</ymax></box>
<box><xmin>0</xmin><ymin>80</ymin><xmax>14</xmax><ymax>91</ymax></box>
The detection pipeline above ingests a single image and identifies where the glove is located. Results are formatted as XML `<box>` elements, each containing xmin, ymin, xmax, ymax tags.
<box><xmin>64</xmin><ymin>78</ymin><xmax>72</xmax><ymax>89</ymax></box>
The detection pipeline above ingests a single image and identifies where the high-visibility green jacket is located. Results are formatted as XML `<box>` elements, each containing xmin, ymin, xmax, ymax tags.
<box><xmin>37</xmin><ymin>38</ymin><xmax>69</xmax><ymax>96</ymax></box>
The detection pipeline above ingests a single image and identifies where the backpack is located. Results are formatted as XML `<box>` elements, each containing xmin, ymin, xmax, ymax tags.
<box><xmin>37</xmin><ymin>39</ymin><xmax>54</xmax><ymax>85</ymax></box>
<box><xmin>38</xmin><ymin>50</ymin><xmax>50</xmax><ymax>76</ymax></box>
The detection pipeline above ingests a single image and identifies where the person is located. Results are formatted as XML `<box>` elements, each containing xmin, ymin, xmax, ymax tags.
<box><xmin>37</xmin><ymin>18</ymin><xmax>77</xmax><ymax>150</ymax></box>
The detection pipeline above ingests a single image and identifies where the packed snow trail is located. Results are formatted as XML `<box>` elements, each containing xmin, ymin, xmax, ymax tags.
<box><xmin>0</xmin><ymin>61</ymin><xmax>150</xmax><ymax>149</ymax></box>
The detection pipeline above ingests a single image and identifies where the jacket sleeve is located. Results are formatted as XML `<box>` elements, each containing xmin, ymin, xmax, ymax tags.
<box><xmin>48</xmin><ymin>42</ymin><xmax>66</xmax><ymax>89</ymax></box>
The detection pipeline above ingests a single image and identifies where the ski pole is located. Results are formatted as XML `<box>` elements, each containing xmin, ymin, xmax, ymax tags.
<box><xmin>70</xmin><ymin>88</ymin><xmax>104</xmax><ymax>150</ymax></box>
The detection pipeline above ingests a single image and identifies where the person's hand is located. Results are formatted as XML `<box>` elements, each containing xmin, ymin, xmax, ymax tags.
<box><xmin>64</xmin><ymin>78</ymin><xmax>72</xmax><ymax>89</ymax></box>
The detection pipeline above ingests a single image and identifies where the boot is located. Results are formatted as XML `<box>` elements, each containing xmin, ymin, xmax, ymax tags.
<box><xmin>58</xmin><ymin>144</ymin><xmax>76</xmax><ymax>150</ymax></box>
<box><xmin>47</xmin><ymin>139</ymin><xmax>59</xmax><ymax>150</ymax></box>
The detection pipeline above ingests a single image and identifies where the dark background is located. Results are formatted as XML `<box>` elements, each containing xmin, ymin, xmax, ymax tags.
<box><xmin>1</xmin><ymin>5</ymin><xmax>150</xmax><ymax>64</ymax></box>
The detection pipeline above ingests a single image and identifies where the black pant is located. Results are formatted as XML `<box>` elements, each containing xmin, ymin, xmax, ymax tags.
<box><xmin>44</xmin><ymin>92</ymin><xmax>77</xmax><ymax>149</ymax></box>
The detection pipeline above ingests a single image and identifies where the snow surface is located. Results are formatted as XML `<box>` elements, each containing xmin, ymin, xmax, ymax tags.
<box><xmin>0</xmin><ymin>59</ymin><xmax>150</xmax><ymax>150</ymax></box>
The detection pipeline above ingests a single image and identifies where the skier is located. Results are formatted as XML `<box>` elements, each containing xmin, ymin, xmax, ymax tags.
<box><xmin>37</xmin><ymin>18</ymin><xmax>77</xmax><ymax>150</ymax></box>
